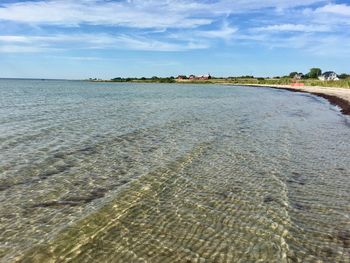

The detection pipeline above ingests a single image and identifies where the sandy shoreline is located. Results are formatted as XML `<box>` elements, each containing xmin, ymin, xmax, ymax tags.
<box><xmin>235</xmin><ymin>84</ymin><xmax>350</xmax><ymax>116</ymax></box>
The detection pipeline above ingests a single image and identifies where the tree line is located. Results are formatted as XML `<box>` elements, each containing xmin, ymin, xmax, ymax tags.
<box><xmin>110</xmin><ymin>76</ymin><xmax>176</xmax><ymax>83</ymax></box>
<box><xmin>288</xmin><ymin>68</ymin><xmax>349</xmax><ymax>79</ymax></box>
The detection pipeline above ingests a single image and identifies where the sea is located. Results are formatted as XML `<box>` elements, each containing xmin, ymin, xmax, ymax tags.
<box><xmin>0</xmin><ymin>79</ymin><xmax>349</xmax><ymax>262</ymax></box>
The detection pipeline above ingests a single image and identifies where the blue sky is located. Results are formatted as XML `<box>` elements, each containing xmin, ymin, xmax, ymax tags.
<box><xmin>0</xmin><ymin>0</ymin><xmax>349</xmax><ymax>79</ymax></box>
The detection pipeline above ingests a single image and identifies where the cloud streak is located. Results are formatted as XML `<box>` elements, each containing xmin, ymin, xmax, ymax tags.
<box><xmin>0</xmin><ymin>0</ymin><xmax>325</xmax><ymax>29</ymax></box>
<box><xmin>253</xmin><ymin>24</ymin><xmax>331</xmax><ymax>33</ymax></box>
<box><xmin>0</xmin><ymin>33</ymin><xmax>209</xmax><ymax>52</ymax></box>
<box><xmin>0</xmin><ymin>0</ymin><xmax>213</xmax><ymax>29</ymax></box>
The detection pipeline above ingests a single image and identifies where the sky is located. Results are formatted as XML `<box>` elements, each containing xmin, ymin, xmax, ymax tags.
<box><xmin>0</xmin><ymin>0</ymin><xmax>349</xmax><ymax>79</ymax></box>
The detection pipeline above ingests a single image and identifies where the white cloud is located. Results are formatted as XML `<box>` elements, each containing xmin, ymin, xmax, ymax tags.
<box><xmin>108</xmin><ymin>35</ymin><xmax>208</xmax><ymax>51</ymax></box>
<box><xmin>0</xmin><ymin>33</ymin><xmax>209</xmax><ymax>52</ymax></box>
<box><xmin>0</xmin><ymin>45</ymin><xmax>54</xmax><ymax>53</ymax></box>
<box><xmin>0</xmin><ymin>35</ymin><xmax>32</xmax><ymax>43</ymax></box>
<box><xmin>0</xmin><ymin>0</ymin><xmax>325</xmax><ymax>29</ymax></box>
<box><xmin>47</xmin><ymin>55</ymin><xmax>105</xmax><ymax>61</ymax></box>
<box><xmin>168</xmin><ymin>22</ymin><xmax>237</xmax><ymax>42</ymax></box>
<box><xmin>302</xmin><ymin>4</ymin><xmax>350</xmax><ymax>26</ymax></box>
<box><xmin>197</xmin><ymin>23</ymin><xmax>238</xmax><ymax>40</ymax></box>
<box><xmin>233</xmin><ymin>31</ymin><xmax>350</xmax><ymax>57</ymax></box>
<box><xmin>0</xmin><ymin>0</ymin><xmax>347</xmax><ymax>55</ymax></box>
<box><xmin>315</xmin><ymin>4</ymin><xmax>350</xmax><ymax>16</ymax></box>
<box><xmin>0</xmin><ymin>0</ymin><xmax>212</xmax><ymax>29</ymax></box>
<box><xmin>254</xmin><ymin>23</ymin><xmax>331</xmax><ymax>33</ymax></box>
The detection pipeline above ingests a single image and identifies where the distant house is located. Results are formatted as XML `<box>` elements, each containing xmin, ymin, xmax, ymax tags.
<box><xmin>188</xmin><ymin>74</ymin><xmax>211</xmax><ymax>80</ymax></box>
<box><xmin>293</xmin><ymin>73</ymin><xmax>304</xmax><ymax>80</ymax></box>
<box><xmin>199</xmin><ymin>74</ymin><xmax>212</xmax><ymax>80</ymax></box>
<box><xmin>318</xmin><ymin>71</ymin><xmax>339</xmax><ymax>81</ymax></box>
<box><xmin>177</xmin><ymin>75</ymin><xmax>187</xmax><ymax>80</ymax></box>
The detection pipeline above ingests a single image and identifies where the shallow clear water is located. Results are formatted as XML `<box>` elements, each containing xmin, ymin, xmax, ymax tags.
<box><xmin>0</xmin><ymin>79</ymin><xmax>350</xmax><ymax>262</ymax></box>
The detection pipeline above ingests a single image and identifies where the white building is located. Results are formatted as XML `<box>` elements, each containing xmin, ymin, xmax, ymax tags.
<box><xmin>318</xmin><ymin>71</ymin><xmax>339</xmax><ymax>81</ymax></box>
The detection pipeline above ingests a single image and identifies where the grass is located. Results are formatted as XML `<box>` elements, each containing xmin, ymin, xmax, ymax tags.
<box><xmin>256</xmin><ymin>78</ymin><xmax>350</xmax><ymax>88</ymax></box>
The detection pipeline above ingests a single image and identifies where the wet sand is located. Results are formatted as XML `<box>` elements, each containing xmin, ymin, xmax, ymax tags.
<box><xmin>236</xmin><ymin>84</ymin><xmax>350</xmax><ymax>115</ymax></box>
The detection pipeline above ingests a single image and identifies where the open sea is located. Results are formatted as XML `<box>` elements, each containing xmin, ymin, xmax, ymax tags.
<box><xmin>0</xmin><ymin>79</ymin><xmax>349</xmax><ymax>262</ymax></box>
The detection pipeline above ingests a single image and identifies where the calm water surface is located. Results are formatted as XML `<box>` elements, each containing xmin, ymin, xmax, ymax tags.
<box><xmin>0</xmin><ymin>79</ymin><xmax>349</xmax><ymax>262</ymax></box>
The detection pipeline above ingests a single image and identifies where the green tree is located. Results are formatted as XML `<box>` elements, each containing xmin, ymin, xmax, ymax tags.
<box><xmin>111</xmin><ymin>77</ymin><xmax>122</xmax><ymax>82</ymax></box>
<box><xmin>339</xmin><ymin>73</ymin><xmax>349</xmax><ymax>79</ymax></box>
<box><xmin>289</xmin><ymin>72</ymin><xmax>298</xmax><ymax>78</ymax></box>
<box><xmin>308</xmin><ymin>68</ymin><xmax>322</xmax><ymax>78</ymax></box>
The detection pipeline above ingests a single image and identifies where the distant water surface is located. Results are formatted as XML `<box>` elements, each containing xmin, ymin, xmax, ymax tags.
<box><xmin>0</xmin><ymin>79</ymin><xmax>349</xmax><ymax>262</ymax></box>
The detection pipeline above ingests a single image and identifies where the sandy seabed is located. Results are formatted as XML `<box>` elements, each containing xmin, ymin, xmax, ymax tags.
<box><xmin>239</xmin><ymin>84</ymin><xmax>350</xmax><ymax>115</ymax></box>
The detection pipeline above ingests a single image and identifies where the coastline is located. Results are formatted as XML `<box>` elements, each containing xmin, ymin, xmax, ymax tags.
<box><xmin>232</xmin><ymin>84</ymin><xmax>350</xmax><ymax>116</ymax></box>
